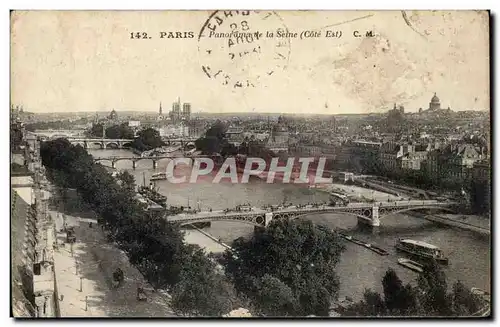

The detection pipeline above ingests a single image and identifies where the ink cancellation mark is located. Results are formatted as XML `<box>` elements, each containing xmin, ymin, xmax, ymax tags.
<box><xmin>198</xmin><ymin>10</ymin><xmax>291</xmax><ymax>89</ymax></box>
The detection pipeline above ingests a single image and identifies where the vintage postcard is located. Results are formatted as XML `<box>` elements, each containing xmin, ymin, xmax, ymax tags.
<box><xmin>10</xmin><ymin>10</ymin><xmax>491</xmax><ymax>318</ymax></box>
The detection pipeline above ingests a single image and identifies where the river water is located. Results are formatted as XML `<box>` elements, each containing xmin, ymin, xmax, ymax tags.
<box><xmin>89</xmin><ymin>149</ymin><xmax>491</xmax><ymax>301</ymax></box>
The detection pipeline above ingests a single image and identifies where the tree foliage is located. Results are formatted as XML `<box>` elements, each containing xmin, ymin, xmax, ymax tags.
<box><xmin>131</xmin><ymin>127</ymin><xmax>164</xmax><ymax>152</ymax></box>
<box><xmin>382</xmin><ymin>268</ymin><xmax>418</xmax><ymax>315</ymax></box>
<box><xmin>222</xmin><ymin>219</ymin><xmax>345</xmax><ymax>316</ymax></box>
<box><xmin>39</xmin><ymin>138</ymin><xmax>237</xmax><ymax>316</ymax></box>
<box><xmin>105</xmin><ymin>123</ymin><xmax>135</xmax><ymax>139</ymax></box>
<box><xmin>87</xmin><ymin>123</ymin><xmax>104</xmax><ymax>138</ymax></box>
<box><xmin>171</xmin><ymin>247</ymin><xmax>237</xmax><ymax>316</ymax></box>
<box><xmin>344</xmin><ymin>261</ymin><xmax>486</xmax><ymax>317</ymax></box>
<box><xmin>254</xmin><ymin>274</ymin><xmax>299</xmax><ymax>316</ymax></box>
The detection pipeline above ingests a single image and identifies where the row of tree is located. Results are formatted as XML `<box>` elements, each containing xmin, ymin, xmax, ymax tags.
<box><xmin>39</xmin><ymin>137</ymin><xmax>351</xmax><ymax>316</ymax></box>
<box><xmin>40</xmin><ymin>139</ymin><xmax>239</xmax><ymax>316</ymax></box>
<box><xmin>87</xmin><ymin>122</ymin><xmax>135</xmax><ymax>139</ymax></box>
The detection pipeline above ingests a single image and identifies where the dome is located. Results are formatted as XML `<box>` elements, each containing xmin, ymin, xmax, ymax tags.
<box><xmin>431</xmin><ymin>92</ymin><xmax>440</xmax><ymax>104</ymax></box>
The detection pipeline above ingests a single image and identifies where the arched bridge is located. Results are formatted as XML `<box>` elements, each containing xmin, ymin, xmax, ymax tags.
<box><xmin>166</xmin><ymin>200</ymin><xmax>459</xmax><ymax>228</ymax></box>
<box><xmin>29</xmin><ymin>130</ymin><xmax>87</xmax><ymax>139</ymax></box>
<box><xmin>163</xmin><ymin>137</ymin><xmax>198</xmax><ymax>146</ymax></box>
<box><xmin>33</xmin><ymin>132</ymin><xmax>134</xmax><ymax>149</ymax></box>
<box><xmin>66</xmin><ymin>138</ymin><xmax>134</xmax><ymax>149</ymax></box>
<box><xmin>94</xmin><ymin>155</ymin><xmax>211</xmax><ymax>169</ymax></box>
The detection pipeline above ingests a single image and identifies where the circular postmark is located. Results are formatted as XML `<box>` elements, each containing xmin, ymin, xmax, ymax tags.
<box><xmin>198</xmin><ymin>10</ymin><xmax>291</xmax><ymax>89</ymax></box>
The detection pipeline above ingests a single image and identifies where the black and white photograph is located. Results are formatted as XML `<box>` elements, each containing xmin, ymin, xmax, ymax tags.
<box><xmin>9</xmin><ymin>10</ymin><xmax>491</xmax><ymax>318</ymax></box>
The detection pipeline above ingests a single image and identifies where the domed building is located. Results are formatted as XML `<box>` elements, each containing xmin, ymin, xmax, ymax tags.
<box><xmin>429</xmin><ymin>92</ymin><xmax>441</xmax><ymax>110</ymax></box>
<box><xmin>267</xmin><ymin>115</ymin><xmax>289</xmax><ymax>154</ymax></box>
<box><xmin>418</xmin><ymin>92</ymin><xmax>452</xmax><ymax>115</ymax></box>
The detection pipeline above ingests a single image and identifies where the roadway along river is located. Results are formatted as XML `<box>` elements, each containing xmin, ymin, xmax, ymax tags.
<box><xmin>89</xmin><ymin>149</ymin><xmax>491</xmax><ymax>301</ymax></box>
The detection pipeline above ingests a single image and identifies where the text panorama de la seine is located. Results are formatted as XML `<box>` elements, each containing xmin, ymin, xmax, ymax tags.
<box><xmin>129</xmin><ymin>30</ymin><xmax>375</xmax><ymax>40</ymax></box>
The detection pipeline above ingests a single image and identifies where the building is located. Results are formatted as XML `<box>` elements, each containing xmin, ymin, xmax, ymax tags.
<box><xmin>470</xmin><ymin>159</ymin><xmax>491</xmax><ymax>215</ymax></box>
<box><xmin>169</xmin><ymin>98</ymin><xmax>191</xmax><ymax>123</ymax></box>
<box><xmin>157</xmin><ymin>102</ymin><xmax>166</xmax><ymax>121</ymax></box>
<box><xmin>128</xmin><ymin>120</ymin><xmax>141</xmax><ymax>128</ymax></box>
<box><xmin>108</xmin><ymin>109</ymin><xmax>118</xmax><ymax>121</ymax></box>
<box><xmin>429</xmin><ymin>93</ymin><xmax>441</xmax><ymax>110</ymax></box>
<box><xmin>419</xmin><ymin>92</ymin><xmax>453</xmax><ymax>115</ymax></box>
<box><xmin>422</xmin><ymin>143</ymin><xmax>483</xmax><ymax>189</ymax></box>
<box><xmin>182</xmin><ymin>103</ymin><xmax>191</xmax><ymax>121</ymax></box>
<box><xmin>158</xmin><ymin>124</ymin><xmax>189</xmax><ymax>138</ymax></box>
<box><xmin>335</xmin><ymin>140</ymin><xmax>381</xmax><ymax>173</ymax></box>
<box><xmin>266</xmin><ymin>116</ymin><xmax>289</xmax><ymax>154</ymax></box>
<box><xmin>226</xmin><ymin>127</ymin><xmax>244</xmax><ymax>146</ymax></box>
<box><xmin>170</xmin><ymin>99</ymin><xmax>181</xmax><ymax>123</ymax></box>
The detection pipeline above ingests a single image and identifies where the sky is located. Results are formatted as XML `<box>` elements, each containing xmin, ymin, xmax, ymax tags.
<box><xmin>10</xmin><ymin>10</ymin><xmax>490</xmax><ymax>114</ymax></box>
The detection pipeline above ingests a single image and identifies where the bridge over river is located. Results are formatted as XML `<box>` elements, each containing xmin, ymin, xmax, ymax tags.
<box><xmin>166</xmin><ymin>200</ymin><xmax>457</xmax><ymax>227</ymax></box>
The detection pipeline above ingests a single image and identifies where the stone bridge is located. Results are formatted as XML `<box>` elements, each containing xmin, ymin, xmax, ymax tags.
<box><xmin>66</xmin><ymin>138</ymin><xmax>134</xmax><ymax>149</ymax></box>
<box><xmin>162</xmin><ymin>137</ymin><xmax>198</xmax><ymax>147</ymax></box>
<box><xmin>94</xmin><ymin>155</ymin><xmax>212</xmax><ymax>169</ymax></box>
<box><xmin>166</xmin><ymin>200</ymin><xmax>458</xmax><ymax>228</ymax></box>
<box><xmin>29</xmin><ymin>130</ymin><xmax>87</xmax><ymax>139</ymax></box>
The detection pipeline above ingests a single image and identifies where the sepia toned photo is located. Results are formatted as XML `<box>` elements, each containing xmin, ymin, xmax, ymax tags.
<box><xmin>10</xmin><ymin>10</ymin><xmax>491</xmax><ymax>318</ymax></box>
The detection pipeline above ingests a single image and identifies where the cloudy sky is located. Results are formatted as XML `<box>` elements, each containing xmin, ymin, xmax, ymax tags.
<box><xmin>11</xmin><ymin>10</ymin><xmax>489</xmax><ymax>114</ymax></box>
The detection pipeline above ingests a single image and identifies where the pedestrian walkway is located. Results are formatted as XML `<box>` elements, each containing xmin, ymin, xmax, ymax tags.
<box><xmin>52</xmin><ymin>210</ymin><xmax>175</xmax><ymax>317</ymax></box>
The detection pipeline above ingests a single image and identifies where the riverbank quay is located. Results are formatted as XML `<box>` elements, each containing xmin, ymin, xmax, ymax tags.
<box><xmin>417</xmin><ymin>213</ymin><xmax>490</xmax><ymax>236</ymax></box>
<box><xmin>312</xmin><ymin>183</ymin><xmax>402</xmax><ymax>202</ymax></box>
<box><xmin>45</xmin><ymin>188</ymin><xmax>176</xmax><ymax>317</ymax></box>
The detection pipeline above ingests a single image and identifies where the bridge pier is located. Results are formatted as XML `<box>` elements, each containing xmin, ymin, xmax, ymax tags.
<box><xmin>111</xmin><ymin>161</ymin><xmax>116</xmax><ymax>169</ymax></box>
<box><xmin>264</xmin><ymin>212</ymin><xmax>273</xmax><ymax>227</ymax></box>
<box><xmin>132</xmin><ymin>160</ymin><xmax>137</xmax><ymax>170</ymax></box>
<box><xmin>152</xmin><ymin>160</ymin><xmax>157</xmax><ymax>169</ymax></box>
<box><xmin>356</xmin><ymin>206</ymin><xmax>380</xmax><ymax>228</ymax></box>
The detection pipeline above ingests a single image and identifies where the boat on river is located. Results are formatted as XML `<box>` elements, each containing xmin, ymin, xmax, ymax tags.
<box><xmin>337</xmin><ymin>232</ymin><xmax>389</xmax><ymax>256</ymax></box>
<box><xmin>150</xmin><ymin>172</ymin><xmax>168</xmax><ymax>181</ymax></box>
<box><xmin>366</xmin><ymin>244</ymin><xmax>389</xmax><ymax>256</ymax></box>
<box><xmin>137</xmin><ymin>173</ymin><xmax>167</xmax><ymax>207</ymax></box>
<box><xmin>395</xmin><ymin>239</ymin><xmax>449</xmax><ymax>264</ymax></box>
<box><xmin>398</xmin><ymin>258</ymin><xmax>424</xmax><ymax>273</ymax></box>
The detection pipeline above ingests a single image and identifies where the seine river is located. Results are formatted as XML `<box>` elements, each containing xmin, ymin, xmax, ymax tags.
<box><xmin>89</xmin><ymin>149</ymin><xmax>491</xmax><ymax>301</ymax></box>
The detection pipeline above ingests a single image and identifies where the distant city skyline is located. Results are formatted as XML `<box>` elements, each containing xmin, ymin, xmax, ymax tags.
<box><xmin>11</xmin><ymin>11</ymin><xmax>489</xmax><ymax>114</ymax></box>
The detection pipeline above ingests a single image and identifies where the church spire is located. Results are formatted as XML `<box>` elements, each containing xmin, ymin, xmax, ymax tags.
<box><xmin>159</xmin><ymin>102</ymin><xmax>162</xmax><ymax>115</ymax></box>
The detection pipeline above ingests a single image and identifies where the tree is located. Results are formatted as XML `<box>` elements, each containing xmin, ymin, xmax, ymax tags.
<box><xmin>254</xmin><ymin>274</ymin><xmax>299</xmax><ymax>316</ymax></box>
<box><xmin>195</xmin><ymin>121</ymin><xmax>229</xmax><ymax>155</ymax></box>
<box><xmin>417</xmin><ymin>260</ymin><xmax>452</xmax><ymax>316</ymax></box>
<box><xmin>116</xmin><ymin>170</ymin><xmax>136</xmax><ymax>194</ymax></box>
<box><xmin>105</xmin><ymin>123</ymin><xmax>135</xmax><ymax>139</ymax></box>
<box><xmin>382</xmin><ymin>268</ymin><xmax>418</xmax><ymax>315</ymax></box>
<box><xmin>222</xmin><ymin>220</ymin><xmax>345</xmax><ymax>316</ymax></box>
<box><xmin>132</xmin><ymin>127</ymin><xmax>163</xmax><ymax>151</ymax></box>
<box><xmin>451</xmin><ymin>281</ymin><xmax>482</xmax><ymax>315</ymax></box>
<box><xmin>363</xmin><ymin>289</ymin><xmax>386</xmax><ymax>316</ymax></box>
<box><xmin>171</xmin><ymin>247</ymin><xmax>236</xmax><ymax>316</ymax></box>
<box><xmin>87</xmin><ymin>123</ymin><xmax>104</xmax><ymax>137</ymax></box>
